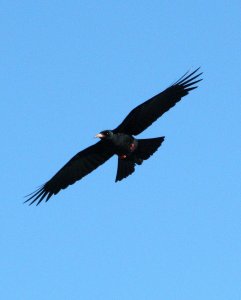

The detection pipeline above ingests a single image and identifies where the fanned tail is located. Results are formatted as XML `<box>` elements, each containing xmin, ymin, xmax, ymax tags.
<box><xmin>115</xmin><ymin>158</ymin><xmax>135</xmax><ymax>182</ymax></box>
<box><xmin>115</xmin><ymin>137</ymin><xmax>165</xmax><ymax>182</ymax></box>
<box><xmin>136</xmin><ymin>137</ymin><xmax>165</xmax><ymax>160</ymax></box>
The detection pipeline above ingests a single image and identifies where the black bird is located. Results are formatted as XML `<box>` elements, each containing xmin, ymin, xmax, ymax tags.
<box><xmin>25</xmin><ymin>68</ymin><xmax>202</xmax><ymax>205</ymax></box>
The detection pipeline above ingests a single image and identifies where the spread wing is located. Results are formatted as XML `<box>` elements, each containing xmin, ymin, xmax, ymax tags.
<box><xmin>25</xmin><ymin>141</ymin><xmax>114</xmax><ymax>205</ymax></box>
<box><xmin>113</xmin><ymin>68</ymin><xmax>202</xmax><ymax>136</ymax></box>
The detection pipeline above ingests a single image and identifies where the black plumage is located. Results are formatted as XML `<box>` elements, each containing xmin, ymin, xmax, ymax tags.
<box><xmin>25</xmin><ymin>68</ymin><xmax>202</xmax><ymax>205</ymax></box>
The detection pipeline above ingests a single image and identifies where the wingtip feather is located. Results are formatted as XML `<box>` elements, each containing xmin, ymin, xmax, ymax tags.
<box><xmin>174</xmin><ymin>68</ymin><xmax>202</xmax><ymax>86</ymax></box>
<box><xmin>24</xmin><ymin>184</ymin><xmax>53</xmax><ymax>206</ymax></box>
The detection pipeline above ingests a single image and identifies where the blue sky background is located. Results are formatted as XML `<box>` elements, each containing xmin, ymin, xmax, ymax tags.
<box><xmin>1</xmin><ymin>1</ymin><xmax>240</xmax><ymax>299</ymax></box>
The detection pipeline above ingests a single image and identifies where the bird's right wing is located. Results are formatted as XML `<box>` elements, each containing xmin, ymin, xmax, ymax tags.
<box><xmin>25</xmin><ymin>141</ymin><xmax>114</xmax><ymax>205</ymax></box>
<box><xmin>113</xmin><ymin>68</ymin><xmax>202</xmax><ymax>136</ymax></box>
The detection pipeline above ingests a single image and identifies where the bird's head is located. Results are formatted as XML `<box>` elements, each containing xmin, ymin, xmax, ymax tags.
<box><xmin>95</xmin><ymin>130</ymin><xmax>114</xmax><ymax>140</ymax></box>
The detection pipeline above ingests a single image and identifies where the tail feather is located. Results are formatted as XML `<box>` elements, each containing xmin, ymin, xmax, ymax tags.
<box><xmin>115</xmin><ymin>158</ymin><xmax>135</xmax><ymax>182</ymax></box>
<box><xmin>137</xmin><ymin>137</ymin><xmax>165</xmax><ymax>160</ymax></box>
<box><xmin>115</xmin><ymin>136</ymin><xmax>165</xmax><ymax>182</ymax></box>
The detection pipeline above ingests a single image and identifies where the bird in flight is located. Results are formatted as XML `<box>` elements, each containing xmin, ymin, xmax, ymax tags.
<box><xmin>25</xmin><ymin>68</ymin><xmax>202</xmax><ymax>205</ymax></box>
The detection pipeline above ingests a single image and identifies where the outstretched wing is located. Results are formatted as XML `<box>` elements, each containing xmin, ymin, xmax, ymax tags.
<box><xmin>113</xmin><ymin>68</ymin><xmax>202</xmax><ymax>136</ymax></box>
<box><xmin>25</xmin><ymin>141</ymin><xmax>114</xmax><ymax>205</ymax></box>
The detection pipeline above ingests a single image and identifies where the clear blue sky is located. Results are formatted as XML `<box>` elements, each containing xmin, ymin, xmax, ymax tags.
<box><xmin>1</xmin><ymin>1</ymin><xmax>240</xmax><ymax>299</ymax></box>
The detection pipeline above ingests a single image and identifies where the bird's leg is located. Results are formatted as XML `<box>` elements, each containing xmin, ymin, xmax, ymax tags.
<box><xmin>130</xmin><ymin>142</ymin><xmax>136</xmax><ymax>152</ymax></box>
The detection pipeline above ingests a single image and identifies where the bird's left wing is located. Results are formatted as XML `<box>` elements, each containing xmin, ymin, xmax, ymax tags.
<box><xmin>113</xmin><ymin>68</ymin><xmax>202</xmax><ymax>136</ymax></box>
<box><xmin>25</xmin><ymin>141</ymin><xmax>114</xmax><ymax>205</ymax></box>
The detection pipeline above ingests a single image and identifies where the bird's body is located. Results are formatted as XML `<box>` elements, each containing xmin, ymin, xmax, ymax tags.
<box><xmin>26</xmin><ymin>68</ymin><xmax>202</xmax><ymax>205</ymax></box>
<box><xmin>106</xmin><ymin>132</ymin><xmax>136</xmax><ymax>155</ymax></box>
